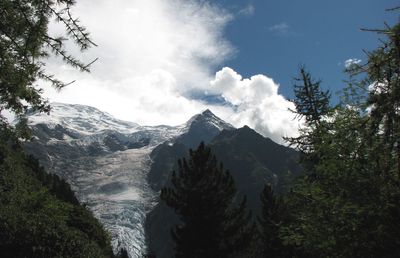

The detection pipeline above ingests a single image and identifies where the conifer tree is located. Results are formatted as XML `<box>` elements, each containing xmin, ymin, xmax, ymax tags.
<box><xmin>349</xmin><ymin>22</ymin><xmax>400</xmax><ymax>176</ymax></box>
<box><xmin>160</xmin><ymin>142</ymin><xmax>254</xmax><ymax>258</ymax></box>
<box><xmin>257</xmin><ymin>184</ymin><xmax>290</xmax><ymax>258</ymax></box>
<box><xmin>286</xmin><ymin>67</ymin><xmax>331</xmax><ymax>169</ymax></box>
<box><xmin>282</xmin><ymin>15</ymin><xmax>400</xmax><ymax>257</ymax></box>
<box><xmin>0</xmin><ymin>0</ymin><xmax>96</xmax><ymax>137</ymax></box>
<box><xmin>292</xmin><ymin>66</ymin><xmax>331</xmax><ymax>125</ymax></box>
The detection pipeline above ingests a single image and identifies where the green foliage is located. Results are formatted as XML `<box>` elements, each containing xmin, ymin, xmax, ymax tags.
<box><xmin>0</xmin><ymin>128</ymin><xmax>115</xmax><ymax>258</ymax></box>
<box><xmin>286</xmin><ymin>67</ymin><xmax>332</xmax><ymax>172</ymax></box>
<box><xmin>25</xmin><ymin>154</ymin><xmax>79</xmax><ymax>205</ymax></box>
<box><xmin>0</xmin><ymin>3</ymin><xmax>116</xmax><ymax>256</ymax></box>
<box><xmin>281</xmin><ymin>18</ymin><xmax>400</xmax><ymax>257</ymax></box>
<box><xmin>0</xmin><ymin>0</ymin><xmax>96</xmax><ymax>136</ymax></box>
<box><xmin>160</xmin><ymin>142</ymin><xmax>254</xmax><ymax>258</ymax></box>
<box><xmin>282</xmin><ymin>108</ymin><xmax>379</xmax><ymax>256</ymax></box>
<box><xmin>257</xmin><ymin>184</ymin><xmax>293</xmax><ymax>258</ymax></box>
<box><xmin>349</xmin><ymin>23</ymin><xmax>400</xmax><ymax>176</ymax></box>
<box><xmin>291</xmin><ymin>66</ymin><xmax>331</xmax><ymax>124</ymax></box>
<box><xmin>0</xmin><ymin>2</ymin><xmax>123</xmax><ymax>257</ymax></box>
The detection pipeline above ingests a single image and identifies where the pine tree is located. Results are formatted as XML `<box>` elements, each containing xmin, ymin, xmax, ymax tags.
<box><xmin>291</xmin><ymin>66</ymin><xmax>331</xmax><ymax>125</ymax></box>
<box><xmin>349</xmin><ymin>22</ymin><xmax>400</xmax><ymax>176</ymax></box>
<box><xmin>286</xmin><ymin>67</ymin><xmax>331</xmax><ymax>171</ymax></box>
<box><xmin>281</xmin><ymin>15</ymin><xmax>400</xmax><ymax>257</ymax></box>
<box><xmin>257</xmin><ymin>184</ymin><xmax>290</xmax><ymax>258</ymax></box>
<box><xmin>160</xmin><ymin>142</ymin><xmax>254</xmax><ymax>258</ymax></box>
<box><xmin>345</xmin><ymin>17</ymin><xmax>400</xmax><ymax>255</ymax></box>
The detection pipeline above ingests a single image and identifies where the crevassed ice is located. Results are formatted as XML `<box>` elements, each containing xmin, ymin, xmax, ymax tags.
<box><xmin>73</xmin><ymin>147</ymin><xmax>157</xmax><ymax>257</ymax></box>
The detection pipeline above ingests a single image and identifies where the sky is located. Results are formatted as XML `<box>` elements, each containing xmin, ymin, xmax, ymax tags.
<box><xmin>41</xmin><ymin>0</ymin><xmax>399</xmax><ymax>144</ymax></box>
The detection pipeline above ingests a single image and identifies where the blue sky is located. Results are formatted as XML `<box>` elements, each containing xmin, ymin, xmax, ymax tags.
<box><xmin>217</xmin><ymin>0</ymin><xmax>399</xmax><ymax>100</ymax></box>
<box><xmin>43</xmin><ymin>0</ymin><xmax>399</xmax><ymax>143</ymax></box>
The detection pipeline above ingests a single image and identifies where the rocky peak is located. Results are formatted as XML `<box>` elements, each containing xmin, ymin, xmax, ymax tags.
<box><xmin>185</xmin><ymin>109</ymin><xmax>234</xmax><ymax>132</ymax></box>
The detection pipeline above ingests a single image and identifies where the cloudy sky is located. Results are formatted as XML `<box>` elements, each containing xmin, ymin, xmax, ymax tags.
<box><xmin>42</xmin><ymin>0</ymin><xmax>398</xmax><ymax>144</ymax></box>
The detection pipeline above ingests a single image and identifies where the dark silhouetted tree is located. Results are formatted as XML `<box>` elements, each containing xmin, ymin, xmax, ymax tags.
<box><xmin>257</xmin><ymin>184</ymin><xmax>291</xmax><ymax>258</ymax></box>
<box><xmin>161</xmin><ymin>142</ymin><xmax>254</xmax><ymax>258</ymax></box>
<box><xmin>116</xmin><ymin>248</ymin><xmax>129</xmax><ymax>258</ymax></box>
<box><xmin>286</xmin><ymin>66</ymin><xmax>331</xmax><ymax>168</ymax></box>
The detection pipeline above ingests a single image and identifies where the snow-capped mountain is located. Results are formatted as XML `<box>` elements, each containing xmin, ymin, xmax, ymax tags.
<box><xmin>25</xmin><ymin>103</ymin><xmax>232</xmax><ymax>257</ymax></box>
<box><xmin>175</xmin><ymin>109</ymin><xmax>234</xmax><ymax>148</ymax></box>
<box><xmin>28</xmin><ymin>102</ymin><xmax>140</xmax><ymax>135</ymax></box>
<box><xmin>25</xmin><ymin>103</ymin><xmax>301</xmax><ymax>258</ymax></box>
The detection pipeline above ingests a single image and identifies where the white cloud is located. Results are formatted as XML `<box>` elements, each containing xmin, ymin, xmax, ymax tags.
<box><xmin>239</xmin><ymin>4</ymin><xmax>255</xmax><ymax>17</ymax></box>
<box><xmin>39</xmin><ymin>0</ymin><xmax>299</xmax><ymax>144</ymax></box>
<box><xmin>268</xmin><ymin>22</ymin><xmax>290</xmax><ymax>34</ymax></box>
<box><xmin>210</xmin><ymin>67</ymin><xmax>299</xmax><ymax>144</ymax></box>
<box><xmin>41</xmin><ymin>0</ymin><xmax>233</xmax><ymax>123</ymax></box>
<box><xmin>344</xmin><ymin>58</ymin><xmax>361</xmax><ymax>68</ymax></box>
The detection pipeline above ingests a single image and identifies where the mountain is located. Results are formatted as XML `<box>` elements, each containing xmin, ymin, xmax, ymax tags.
<box><xmin>174</xmin><ymin>109</ymin><xmax>234</xmax><ymax>148</ymax></box>
<box><xmin>27</xmin><ymin>102</ymin><xmax>140</xmax><ymax>135</ymax></box>
<box><xmin>145</xmin><ymin>126</ymin><xmax>300</xmax><ymax>258</ymax></box>
<box><xmin>147</xmin><ymin>109</ymin><xmax>234</xmax><ymax>191</ymax></box>
<box><xmin>210</xmin><ymin>125</ymin><xmax>301</xmax><ymax>212</ymax></box>
<box><xmin>25</xmin><ymin>103</ymin><xmax>181</xmax><ymax>257</ymax></box>
<box><xmin>24</xmin><ymin>103</ymin><xmax>235</xmax><ymax>257</ymax></box>
<box><xmin>24</xmin><ymin>103</ymin><xmax>300</xmax><ymax>258</ymax></box>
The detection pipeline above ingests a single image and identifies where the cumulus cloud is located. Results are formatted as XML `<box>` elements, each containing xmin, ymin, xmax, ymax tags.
<box><xmin>210</xmin><ymin>67</ymin><xmax>299</xmax><ymax>144</ymax></box>
<box><xmin>39</xmin><ymin>0</ymin><xmax>299</xmax><ymax>144</ymax></box>
<box><xmin>344</xmin><ymin>58</ymin><xmax>362</xmax><ymax>68</ymax></box>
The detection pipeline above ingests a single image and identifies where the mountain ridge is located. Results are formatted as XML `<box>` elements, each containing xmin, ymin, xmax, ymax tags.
<box><xmin>146</xmin><ymin>124</ymin><xmax>300</xmax><ymax>258</ymax></box>
<box><xmin>24</xmin><ymin>103</ymin><xmax>237</xmax><ymax>257</ymax></box>
<box><xmin>24</xmin><ymin>102</ymin><xmax>300</xmax><ymax>258</ymax></box>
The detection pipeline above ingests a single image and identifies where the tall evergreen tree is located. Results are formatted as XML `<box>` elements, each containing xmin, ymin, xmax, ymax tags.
<box><xmin>281</xmin><ymin>15</ymin><xmax>400</xmax><ymax>257</ymax></box>
<box><xmin>286</xmin><ymin>67</ymin><xmax>331</xmax><ymax>170</ymax></box>
<box><xmin>349</xmin><ymin>22</ymin><xmax>400</xmax><ymax>176</ymax></box>
<box><xmin>160</xmin><ymin>142</ymin><xmax>254</xmax><ymax>258</ymax></box>
<box><xmin>257</xmin><ymin>184</ymin><xmax>291</xmax><ymax>258</ymax></box>
<box><xmin>291</xmin><ymin>66</ymin><xmax>331</xmax><ymax>125</ymax></box>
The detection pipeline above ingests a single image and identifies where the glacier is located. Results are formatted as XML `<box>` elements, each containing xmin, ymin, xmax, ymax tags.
<box><xmin>69</xmin><ymin>146</ymin><xmax>155</xmax><ymax>256</ymax></box>
<box><xmin>24</xmin><ymin>103</ymin><xmax>232</xmax><ymax>258</ymax></box>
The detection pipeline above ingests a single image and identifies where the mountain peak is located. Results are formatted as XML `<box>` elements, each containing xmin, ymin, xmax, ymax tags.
<box><xmin>201</xmin><ymin>109</ymin><xmax>214</xmax><ymax>116</ymax></box>
<box><xmin>237</xmin><ymin>125</ymin><xmax>254</xmax><ymax>134</ymax></box>
<box><xmin>185</xmin><ymin>109</ymin><xmax>234</xmax><ymax>131</ymax></box>
<box><xmin>174</xmin><ymin>109</ymin><xmax>234</xmax><ymax>148</ymax></box>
